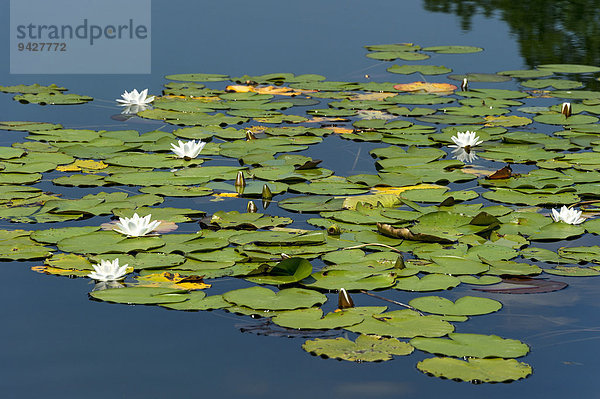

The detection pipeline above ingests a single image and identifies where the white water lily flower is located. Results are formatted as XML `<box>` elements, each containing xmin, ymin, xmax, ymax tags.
<box><xmin>551</xmin><ymin>206</ymin><xmax>585</xmax><ymax>225</ymax></box>
<box><xmin>449</xmin><ymin>131</ymin><xmax>484</xmax><ymax>149</ymax></box>
<box><xmin>451</xmin><ymin>147</ymin><xmax>478</xmax><ymax>163</ymax></box>
<box><xmin>171</xmin><ymin>140</ymin><xmax>206</xmax><ymax>159</ymax></box>
<box><xmin>116</xmin><ymin>88</ymin><xmax>155</xmax><ymax>106</ymax></box>
<box><xmin>114</xmin><ymin>213</ymin><xmax>161</xmax><ymax>237</ymax></box>
<box><xmin>87</xmin><ymin>259</ymin><xmax>129</xmax><ymax>282</ymax></box>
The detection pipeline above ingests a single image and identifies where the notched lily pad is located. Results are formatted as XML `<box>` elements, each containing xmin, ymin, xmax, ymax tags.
<box><xmin>222</xmin><ymin>286</ymin><xmax>327</xmax><ymax>310</ymax></box>
<box><xmin>409</xmin><ymin>296</ymin><xmax>502</xmax><ymax>316</ymax></box>
<box><xmin>411</xmin><ymin>333</ymin><xmax>529</xmax><ymax>358</ymax></box>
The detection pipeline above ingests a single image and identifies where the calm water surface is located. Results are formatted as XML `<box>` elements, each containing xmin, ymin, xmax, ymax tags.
<box><xmin>1</xmin><ymin>1</ymin><xmax>599</xmax><ymax>398</ymax></box>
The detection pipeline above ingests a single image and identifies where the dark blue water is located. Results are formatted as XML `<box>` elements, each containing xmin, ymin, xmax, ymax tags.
<box><xmin>2</xmin><ymin>1</ymin><xmax>600</xmax><ymax>398</ymax></box>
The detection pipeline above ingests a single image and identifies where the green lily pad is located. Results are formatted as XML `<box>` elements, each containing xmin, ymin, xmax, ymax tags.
<box><xmin>417</xmin><ymin>357</ymin><xmax>532</xmax><ymax>383</ymax></box>
<box><xmin>210</xmin><ymin>211</ymin><xmax>292</xmax><ymax>229</ymax></box>
<box><xmin>45</xmin><ymin>253</ymin><xmax>93</xmax><ymax>270</ymax></box>
<box><xmin>278</xmin><ymin>196</ymin><xmax>345</xmax><ymax>212</ymax></box>
<box><xmin>303</xmin><ymin>334</ymin><xmax>414</xmax><ymax>362</ymax></box>
<box><xmin>458</xmin><ymin>275</ymin><xmax>502</xmax><ymax>285</ymax></box>
<box><xmin>289</xmin><ymin>180</ymin><xmax>369</xmax><ymax>195</ymax></box>
<box><xmin>395</xmin><ymin>274</ymin><xmax>461</xmax><ymax>292</ymax></box>
<box><xmin>15</xmin><ymin>92</ymin><xmax>93</xmax><ymax>105</ymax></box>
<box><xmin>430</xmin><ymin>256</ymin><xmax>489</xmax><ymax>275</ymax></box>
<box><xmin>543</xmin><ymin>266</ymin><xmax>600</xmax><ymax>277</ymax></box>
<box><xmin>411</xmin><ymin>333</ymin><xmax>529</xmax><ymax>358</ymax></box>
<box><xmin>529</xmin><ymin>222</ymin><xmax>585</xmax><ymax>241</ymax></box>
<box><xmin>129</xmin><ymin>252</ymin><xmax>185</xmax><ymax>270</ymax></box>
<box><xmin>301</xmin><ymin>270</ymin><xmax>396</xmax><ymax>291</ymax></box>
<box><xmin>448</xmin><ymin>73</ymin><xmax>511</xmax><ymax>82</ymax></box>
<box><xmin>387</xmin><ymin>65</ymin><xmax>452</xmax><ymax>75</ymax></box>
<box><xmin>385</xmin><ymin>94</ymin><xmax>454</xmax><ymax>105</ymax></box>
<box><xmin>400</xmin><ymin>188</ymin><xmax>478</xmax><ymax>203</ymax></box>
<box><xmin>0</xmin><ymin>173</ymin><xmax>42</xmax><ymax>185</ymax></box>
<box><xmin>105</xmin><ymin>171</ymin><xmax>206</xmax><ymax>187</ymax></box>
<box><xmin>229</xmin><ymin>230</ymin><xmax>326</xmax><ymax>246</ymax></box>
<box><xmin>365</xmin><ymin>43</ymin><xmax>421</xmax><ymax>52</ymax></box>
<box><xmin>0</xmin><ymin>243</ymin><xmax>53</xmax><ymax>260</ymax></box>
<box><xmin>550</xmin><ymin>90</ymin><xmax>600</xmax><ymax>99</ymax></box>
<box><xmin>139</xmin><ymin>109</ymin><xmax>248</xmax><ymax>126</ymax></box>
<box><xmin>165</xmin><ymin>73</ymin><xmax>230</xmax><ymax>82</ymax></box>
<box><xmin>422</xmin><ymin>45</ymin><xmax>483</xmax><ymax>54</ymax></box>
<box><xmin>367</xmin><ymin>51</ymin><xmax>430</xmax><ymax>61</ymax></box>
<box><xmin>498</xmin><ymin>69</ymin><xmax>552</xmax><ymax>78</ymax></box>
<box><xmin>57</xmin><ymin>231</ymin><xmax>164</xmax><ymax>255</ymax></box>
<box><xmin>417</xmin><ymin>114</ymin><xmax>485</xmax><ymax>125</ymax></box>
<box><xmin>409</xmin><ymin>296</ymin><xmax>502</xmax><ymax>316</ymax></box>
<box><xmin>483</xmin><ymin>188</ymin><xmax>579</xmax><ymax>206</ymax></box>
<box><xmin>162</xmin><ymin>293</ymin><xmax>229</xmax><ymax>311</ymax></box>
<box><xmin>537</xmin><ymin>64</ymin><xmax>600</xmax><ymax>73</ymax></box>
<box><xmin>272</xmin><ymin>307</ymin><xmax>365</xmax><ymax>330</ymax></box>
<box><xmin>222</xmin><ymin>286</ymin><xmax>327</xmax><ymax>311</ymax></box>
<box><xmin>90</xmin><ymin>287</ymin><xmax>188</xmax><ymax>305</ymax></box>
<box><xmin>459</xmin><ymin>88</ymin><xmax>528</xmax><ymax>100</ymax></box>
<box><xmin>346</xmin><ymin>309</ymin><xmax>454</xmax><ymax>338</ymax></box>
<box><xmin>139</xmin><ymin>185</ymin><xmax>213</xmax><ymax>197</ymax></box>
<box><xmin>520</xmin><ymin>247</ymin><xmax>564</xmax><ymax>263</ymax></box>
<box><xmin>0</xmin><ymin>147</ymin><xmax>25</xmax><ymax>160</ymax></box>
<box><xmin>245</xmin><ymin>257</ymin><xmax>313</xmax><ymax>285</ymax></box>
<box><xmin>482</xmin><ymin>259</ymin><xmax>542</xmax><ymax>276</ymax></box>
<box><xmin>534</xmin><ymin>113</ymin><xmax>598</xmax><ymax>125</ymax></box>
<box><xmin>521</xmin><ymin>78</ymin><xmax>582</xmax><ymax>90</ymax></box>
<box><xmin>558</xmin><ymin>246</ymin><xmax>600</xmax><ymax>262</ymax></box>
<box><xmin>30</xmin><ymin>226</ymin><xmax>101</xmax><ymax>244</ymax></box>
<box><xmin>0</xmin><ymin>83</ymin><xmax>66</xmax><ymax>94</ymax></box>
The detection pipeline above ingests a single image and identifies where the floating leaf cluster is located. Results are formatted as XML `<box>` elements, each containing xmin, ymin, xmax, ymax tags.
<box><xmin>6</xmin><ymin>42</ymin><xmax>600</xmax><ymax>384</ymax></box>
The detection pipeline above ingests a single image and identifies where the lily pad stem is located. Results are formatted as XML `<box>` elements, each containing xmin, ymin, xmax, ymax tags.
<box><xmin>359</xmin><ymin>290</ymin><xmax>423</xmax><ymax>315</ymax></box>
<box><xmin>572</xmin><ymin>200</ymin><xmax>600</xmax><ymax>208</ymax></box>
<box><xmin>342</xmin><ymin>243</ymin><xmax>403</xmax><ymax>254</ymax></box>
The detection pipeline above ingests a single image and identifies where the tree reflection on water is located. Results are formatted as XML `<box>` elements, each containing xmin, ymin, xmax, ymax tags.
<box><xmin>423</xmin><ymin>0</ymin><xmax>600</xmax><ymax>69</ymax></box>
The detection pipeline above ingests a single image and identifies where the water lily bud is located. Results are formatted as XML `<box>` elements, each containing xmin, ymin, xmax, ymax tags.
<box><xmin>327</xmin><ymin>224</ymin><xmax>341</xmax><ymax>235</ymax></box>
<box><xmin>235</xmin><ymin>171</ymin><xmax>246</xmax><ymax>188</ymax></box>
<box><xmin>247</xmin><ymin>201</ymin><xmax>257</xmax><ymax>213</ymax></box>
<box><xmin>338</xmin><ymin>288</ymin><xmax>354</xmax><ymax>309</ymax></box>
<box><xmin>461</xmin><ymin>77</ymin><xmax>468</xmax><ymax>91</ymax></box>
<box><xmin>246</xmin><ymin>130</ymin><xmax>257</xmax><ymax>140</ymax></box>
<box><xmin>561</xmin><ymin>102</ymin><xmax>572</xmax><ymax>118</ymax></box>
<box><xmin>262</xmin><ymin>184</ymin><xmax>272</xmax><ymax>200</ymax></box>
<box><xmin>394</xmin><ymin>255</ymin><xmax>405</xmax><ymax>270</ymax></box>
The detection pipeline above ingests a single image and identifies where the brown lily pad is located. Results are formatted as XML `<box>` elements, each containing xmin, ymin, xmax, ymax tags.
<box><xmin>474</xmin><ymin>277</ymin><xmax>567</xmax><ymax>294</ymax></box>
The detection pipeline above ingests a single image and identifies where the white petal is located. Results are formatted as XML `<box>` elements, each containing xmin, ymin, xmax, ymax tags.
<box><xmin>551</xmin><ymin>208</ymin><xmax>561</xmax><ymax>222</ymax></box>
